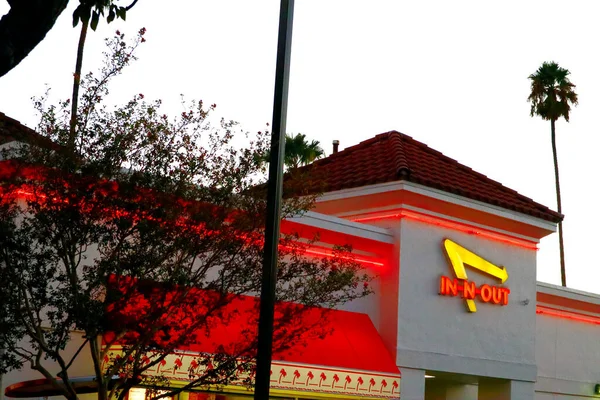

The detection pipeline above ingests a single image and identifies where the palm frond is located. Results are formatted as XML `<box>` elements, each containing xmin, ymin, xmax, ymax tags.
<box><xmin>259</xmin><ymin>133</ymin><xmax>325</xmax><ymax>169</ymax></box>
<box><xmin>527</xmin><ymin>61</ymin><xmax>578</xmax><ymax>122</ymax></box>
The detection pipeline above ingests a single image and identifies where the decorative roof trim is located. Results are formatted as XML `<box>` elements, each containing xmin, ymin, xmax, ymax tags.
<box><xmin>318</xmin><ymin>181</ymin><xmax>557</xmax><ymax>233</ymax></box>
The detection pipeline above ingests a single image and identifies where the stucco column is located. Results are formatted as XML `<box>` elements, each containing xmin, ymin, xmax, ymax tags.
<box><xmin>445</xmin><ymin>383</ymin><xmax>477</xmax><ymax>400</ymax></box>
<box><xmin>399</xmin><ymin>367</ymin><xmax>425</xmax><ymax>400</ymax></box>
<box><xmin>478</xmin><ymin>379</ymin><xmax>534</xmax><ymax>400</ymax></box>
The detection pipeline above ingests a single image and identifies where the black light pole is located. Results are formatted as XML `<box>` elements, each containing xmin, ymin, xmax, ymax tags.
<box><xmin>254</xmin><ymin>1</ymin><xmax>295</xmax><ymax>400</ymax></box>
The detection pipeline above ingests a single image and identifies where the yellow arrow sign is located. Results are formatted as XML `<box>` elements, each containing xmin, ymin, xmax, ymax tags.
<box><xmin>443</xmin><ymin>239</ymin><xmax>508</xmax><ymax>312</ymax></box>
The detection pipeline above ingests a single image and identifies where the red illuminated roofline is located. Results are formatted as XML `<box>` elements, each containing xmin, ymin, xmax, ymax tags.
<box><xmin>351</xmin><ymin>209</ymin><xmax>538</xmax><ymax>250</ymax></box>
<box><xmin>536</xmin><ymin>305</ymin><xmax>600</xmax><ymax>326</ymax></box>
<box><xmin>280</xmin><ymin>244</ymin><xmax>384</xmax><ymax>267</ymax></box>
<box><xmin>296</xmin><ymin>246</ymin><xmax>384</xmax><ymax>267</ymax></box>
<box><xmin>10</xmin><ymin>187</ymin><xmax>385</xmax><ymax>268</ymax></box>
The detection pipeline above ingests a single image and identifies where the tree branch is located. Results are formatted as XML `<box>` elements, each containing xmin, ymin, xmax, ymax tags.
<box><xmin>64</xmin><ymin>336</ymin><xmax>89</xmax><ymax>371</ymax></box>
<box><xmin>30</xmin><ymin>347</ymin><xmax>74</xmax><ymax>400</ymax></box>
<box><xmin>125</xmin><ymin>0</ymin><xmax>138</xmax><ymax>11</ymax></box>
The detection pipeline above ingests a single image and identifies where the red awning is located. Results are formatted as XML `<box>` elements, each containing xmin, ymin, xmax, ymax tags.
<box><xmin>182</xmin><ymin>305</ymin><xmax>398</xmax><ymax>375</ymax></box>
<box><xmin>106</xmin><ymin>301</ymin><xmax>401</xmax><ymax>398</ymax></box>
<box><xmin>104</xmin><ymin>284</ymin><xmax>398</xmax><ymax>376</ymax></box>
<box><xmin>275</xmin><ymin>308</ymin><xmax>398</xmax><ymax>374</ymax></box>
<box><xmin>6</xmin><ymin>302</ymin><xmax>399</xmax><ymax>398</ymax></box>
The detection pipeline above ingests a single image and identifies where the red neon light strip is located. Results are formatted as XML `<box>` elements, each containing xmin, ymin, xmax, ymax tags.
<box><xmin>352</xmin><ymin>210</ymin><xmax>538</xmax><ymax>250</ymax></box>
<box><xmin>536</xmin><ymin>305</ymin><xmax>600</xmax><ymax>326</ymax></box>
<box><xmin>299</xmin><ymin>247</ymin><xmax>384</xmax><ymax>267</ymax></box>
<box><xmin>10</xmin><ymin>188</ymin><xmax>384</xmax><ymax>268</ymax></box>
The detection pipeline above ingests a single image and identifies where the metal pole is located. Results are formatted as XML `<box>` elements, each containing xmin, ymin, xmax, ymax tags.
<box><xmin>0</xmin><ymin>350</ymin><xmax>3</xmax><ymax>400</ymax></box>
<box><xmin>254</xmin><ymin>1</ymin><xmax>294</xmax><ymax>400</ymax></box>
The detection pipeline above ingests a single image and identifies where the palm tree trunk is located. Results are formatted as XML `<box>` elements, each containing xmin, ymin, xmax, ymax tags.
<box><xmin>551</xmin><ymin>119</ymin><xmax>566</xmax><ymax>287</ymax></box>
<box><xmin>68</xmin><ymin>17</ymin><xmax>89</xmax><ymax>154</ymax></box>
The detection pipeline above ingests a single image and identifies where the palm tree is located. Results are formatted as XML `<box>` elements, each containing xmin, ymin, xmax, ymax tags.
<box><xmin>261</xmin><ymin>133</ymin><xmax>325</xmax><ymax>169</ymax></box>
<box><xmin>284</xmin><ymin>133</ymin><xmax>325</xmax><ymax>168</ymax></box>
<box><xmin>527</xmin><ymin>61</ymin><xmax>578</xmax><ymax>287</ymax></box>
<box><xmin>68</xmin><ymin>1</ymin><xmax>137</xmax><ymax>153</ymax></box>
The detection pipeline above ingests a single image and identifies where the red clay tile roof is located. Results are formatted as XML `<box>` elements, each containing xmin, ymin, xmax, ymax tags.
<box><xmin>1</xmin><ymin>115</ymin><xmax>561</xmax><ymax>223</ymax></box>
<box><xmin>305</xmin><ymin>131</ymin><xmax>562</xmax><ymax>223</ymax></box>
<box><xmin>0</xmin><ymin>112</ymin><xmax>59</xmax><ymax>150</ymax></box>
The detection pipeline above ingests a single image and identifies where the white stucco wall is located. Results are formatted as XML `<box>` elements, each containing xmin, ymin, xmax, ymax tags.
<box><xmin>393</xmin><ymin>219</ymin><xmax>538</xmax><ymax>381</ymax></box>
<box><xmin>337</xmin><ymin>270</ymin><xmax>382</xmax><ymax>329</ymax></box>
<box><xmin>535</xmin><ymin>312</ymin><xmax>600</xmax><ymax>399</ymax></box>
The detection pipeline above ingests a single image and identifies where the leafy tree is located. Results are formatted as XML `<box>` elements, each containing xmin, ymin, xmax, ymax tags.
<box><xmin>0</xmin><ymin>30</ymin><xmax>371</xmax><ymax>400</ymax></box>
<box><xmin>0</xmin><ymin>0</ymin><xmax>134</xmax><ymax>79</ymax></box>
<box><xmin>527</xmin><ymin>61</ymin><xmax>578</xmax><ymax>287</ymax></box>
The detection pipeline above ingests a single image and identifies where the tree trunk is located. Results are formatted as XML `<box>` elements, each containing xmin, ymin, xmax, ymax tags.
<box><xmin>551</xmin><ymin>119</ymin><xmax>566</xmax><ymax>287</ymax></box>
<box><xmin>89</xmin><ymin>336</ymin><xmax>108</xmax><ymax>400</ymax></box>
<box><xmin>68</xmin><ymin>17</ymin><xmax>89</xmax><ymax>153</ymax></box>
<box><xmin>0</xmin><ymin>0</ymin><xmax>69</xmax><ymax>78</ymax></box>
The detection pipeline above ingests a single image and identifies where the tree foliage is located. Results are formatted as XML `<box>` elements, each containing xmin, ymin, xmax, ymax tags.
<box><xmin>528</xmin><ymin>61</ymin><xmax>578</xmax><ymax>122</ymax></box>
<box><xmin>0</xmin><ymin>29</ymin><xmax>371</xmax><ymax>400</ymax></box>
<box><xmin>72</xmin><ymin>0</ymin><xmax>133</xmax><ymax>31</ymax></box>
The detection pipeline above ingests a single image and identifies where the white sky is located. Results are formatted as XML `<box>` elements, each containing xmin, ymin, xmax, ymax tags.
<box><xmin>1</xmin><ymin>1</ymin><xmax>599</xmax><ymax>293</ymax></box>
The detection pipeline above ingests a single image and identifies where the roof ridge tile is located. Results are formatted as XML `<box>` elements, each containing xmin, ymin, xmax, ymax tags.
<box><xmin>386</xmin><ymin>132</ymin><xmax>411</xmax><ymax>177</ymax></box>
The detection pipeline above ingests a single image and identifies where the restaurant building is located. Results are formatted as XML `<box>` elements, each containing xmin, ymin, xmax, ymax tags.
<box><xmin>2</xmin><ymin>113</ymin><xmax>600</xmax><ymax>400</ymax></box>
